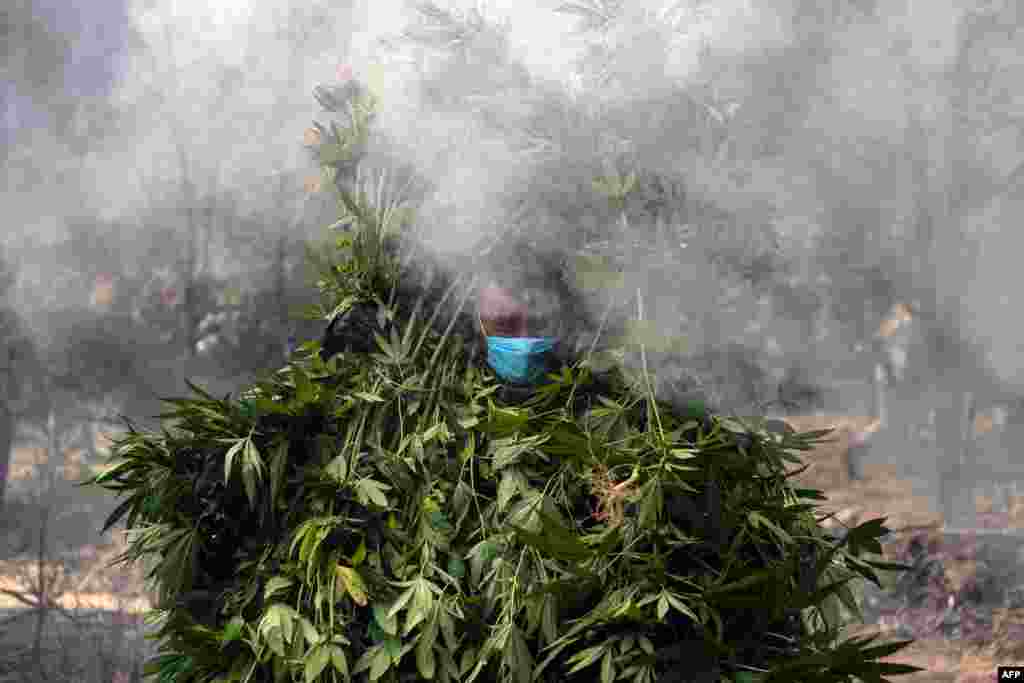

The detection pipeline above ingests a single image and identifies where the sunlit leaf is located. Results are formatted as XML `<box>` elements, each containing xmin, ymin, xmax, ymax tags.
<box><xmin>263</xmin><ymin>576</ymin><xmax>294</xmax><ymax>602</ymax></box>
<box><xmin>305</xmin><ymin>643</ymin><xmax>331</xmax><ymax>683</ymax></box>
<box><xmin>325</xmin><ymin>453</ymin><xmax>348</xmax><ymax>483</ymax></box>
<box><xmin>351</xmin><ymin>538</ymin><xmax>367</xmax><ymax>567</ymax></box>
<box><xmin>415</xmin><ymin>610</ymin><xmax>438</xmax><ymax>679</ymax></box>
<box><xmin>356</xmin><ymin>479</ymin><xmax>391</xmax><ymax>508</ymax></box>
<box><xmin>335</xmin><ymin>565</ymin><xmax>369</xmax><ymax>606</ymax></box>
<box><xmin>220</xmin><ymin>616</ymin><xmax>245</xmax><ymax>645</ymax></box>
<box><xmin>369</xmin><ymin>646</ymin><xmax>391</xmax><ymax>681</ymax></box>
<box><xmin>329</xmin><ymin>644</ymin><xmax>349</xmax><ymax>678</ymax></box>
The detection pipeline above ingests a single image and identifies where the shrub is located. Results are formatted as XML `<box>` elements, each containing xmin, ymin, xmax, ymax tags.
<box><xmin>80</xmin><ymin>265</ymin><xmax>922</xmax><ymax>682</ymax></box>
<box><xmin>79</xmin><ymin>83</ymin><xmax>921</xmax><ymax>683</ymax></box>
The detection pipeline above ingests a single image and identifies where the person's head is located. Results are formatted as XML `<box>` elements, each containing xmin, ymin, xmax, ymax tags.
<box><xmin>892</xmin><ymin>302</ymin><xmax>913</xmax><ymax>323</ymax></box>
<box><xmin>475</xmin><ymin>239</ymin><xmax>570</xmax><ymax>384</ymax></box>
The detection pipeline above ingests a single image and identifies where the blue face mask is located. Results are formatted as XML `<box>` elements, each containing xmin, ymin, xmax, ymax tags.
<box><xmin>485</xmin><ymin>336</ymin><xmax>557</xmax><ymax>385</ymax></box>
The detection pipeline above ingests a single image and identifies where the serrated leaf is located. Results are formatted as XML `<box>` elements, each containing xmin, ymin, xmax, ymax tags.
<box><xmin>497</xmin><ymin>469</ymin><xmax>524</xmax><ymax>513</ymax></box>
<box><xmin>657</xmin><ymin>594</ymin><xmax>669</xmax><ymax>621</ymax></box>
<box><xmin>491</xmin><ymin>434</ymin><xmax>548</xmax><ymax>469</ymax></box>
<box><xmin>329</xmin><ymin>644</ymin><xmax>349</xmax><ymax>678</ymax></box>
<box><xmin>325</xmin><ymin>453</ymin><xmax>348</xmax><ymax>483</ymax></box>
<box><xmin>416</xmin><ymin>612</ymin><xmax>438</xmax><ymax>679</ymax></box>
<box><xmin>351</xmin><ymin>538</ymin><xmax>367</xmax><ymax>567</ymax></box>
<box><xmin>665</xmin><ymin>592</ymin><xmax>699</xmax><ymax>623</ymax></box>
<box><xmin>600</xmin><ymin>649</ymin><xmax>614</xmax><ymax>683</ymax></box>
<box><xmin>369</xmin><ymin>647</ymin><xmax>391</xmax><ymax>681</ymax></box>
<box><xmin>269</xmin><ymin>440</ymin><xmax>288</xmax><ymax>508</ymax></box>
<box><xmin>511</xmin><ymin>508</ymin><xmax>592</xmax><ymax>564</ymax></box>
<box><xmin>374</xmin><ymin>604</ymin><xmax>398</xmax><ymax>636</ymax></box>
<box><xmin>567</xmin><ymin>645</ymin><xmax>606</xmax><ymax>674</ymax></box>
<box><xmin>446</xmin><ymin>556</ymin><xmax>465</xmax><ymax>579</ymax></box>
<box><xmin>92</xmin><ymin>460</ymin><xmax>134</xmax><ymax>485</ymax></box>
<box><xmin>707</xmin><ymin>568</ymin><xmax>780</xmax><ymax>603</ymax></box>
<box><xmin>224</xmin><ymin>438</ymin><xmax>245</xmax><ymax>484</ymax></box>
<box><xmin>298</xmin><ymin>616</ymin><xmax>322</xmax><ymax>646</ymax></box>
<box><xmin>305</xmin><ymin>643</ymin><xmax>331</xmax><ymax>683</ymax></box>
<box><xmin>747</xmin><ymin>511</ymin><xmax>792</xmax><ymax>547</ymax></box>
<box><xmin>387</xmin><ymin>585</ymin><xmax>416</xmax><ymax>620</ymax></box>
<box><xmin>439</xmin><ymin>609</ymin><xmax>457</xmax><ymax>651</ymax></box>
<box><xmin>459</xmin><ymin>647</ymin><xmax>477</xmax><ymax>677</ymax></box>
<box><xmin>357</xmin><ymin>479</ymin><xmax>391</xmax><ymax>508</ymax></box>
<box><xmin>429</xmin><ymin>510</ymin><xmax>453</xmax><ymax>532</ymax></box>
<box><xmin>407</xmin><ymin>579</ymin><xmax>435</xmax><ymax>634</ymax></box>
<box><xmin>294</xmin><ymin>369</ymin><xmax>317</xmax><ymax>404</ymax></box>
<box><xmin>220</xmin><ymin>616</ymin><xmax>245</xmax><ymax>645</ymax></box>
<box><xmin>240</xmin><ymin>440</ymin><xmax>263</xmax><ymax>510</ymax></box>
<box><xmin>638</xmin><ymin>479</ymin><xmax>663</xmax><ymax>528</ymax></box>
<box><xmin>319</xmin><ymin>142</ymin><xmax>353</xmax><ymax>165</ymax></box>
<box><xmin>353</xmin><ymin>646</ymin><xmax>380</xmax><ymax>675</ymax></box>
<box><xmin>264</xmin><ymin>576</ymin><xmax>294</xmax><ymax>602</ymax></box>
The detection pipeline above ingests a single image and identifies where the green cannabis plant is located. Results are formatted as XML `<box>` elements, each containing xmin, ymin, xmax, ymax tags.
<box><xmin>80</xmin><ymin>78</ymin><xmax>924</xmax><ymax>683</ymax></box>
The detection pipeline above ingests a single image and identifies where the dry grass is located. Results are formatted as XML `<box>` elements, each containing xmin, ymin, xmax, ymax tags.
<box><xmin>783</xmin><ymin>414</ymin><xmax>1020</xmax><ymax>682</ymax></box>
<box><xmin>842</xmin><ymin>625</ymin><xmax>1000</xmax><ymax>683</ymax></box>
<box><xmin>782</xmin><ymin>414</ymin><xmax>944</xmax><ymax>532</ymax></box>
<box><xmin>0</xmin><ymin>530</ymin><xmax>152</xmax><ymax>614</ymax></box>
<box><xmin>7</xmin><ymin>429</ymin><xmax>118</xmax><ymax>487</ymax></box>
<box><xmin>2</xmin><ymin>428</ymin><xmax>153</xmax><ymax>616</ymax></box>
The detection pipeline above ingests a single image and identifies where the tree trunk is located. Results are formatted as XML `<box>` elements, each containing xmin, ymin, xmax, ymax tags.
<box><xmin>0</xmin><ymin>346</ymin><xmax>16</xmax><ymax>517</ymax></box>
<box><xmin>276</xmin><ymin>233</ymin><xmax>289</xmax><ymax>364</ymax></box>
<box><xmin>872</xmin><ymin>361</ymin><xmax>887</xmax><ymax>427</ymax></box>
<box><xmin>959</xmin><ymin>391</ymin><xmax>977</xmax><ymax>523</ymax></box>
<box><xmin>0</xmin><ymin>405</ymin><xmax>11</xmax><ymax>518</ymax></box>
<box><xmin>31</xmin><ymin>406</ymin><xmax>57</xmax><ymax>680</ymax></box>
<box><xmin>936</xmin><ymin>387</ymin><xmax>969</xmax><ymax>526</ymax></box>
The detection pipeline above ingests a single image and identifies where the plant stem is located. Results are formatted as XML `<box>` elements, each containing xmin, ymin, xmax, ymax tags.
<box><xmin>637</xmin><ymin>288</ymin><xmax>664</xmax><ymax>443</ymax></box>
<box><xmin>426</xmin><ymin>275</ymin><xmax>479</xmax><ymax>374</ymax></box>
<box><xmin>410</xmin><ymin>273</ymin><xmax>466</xmax><ymax>366</ymax></box>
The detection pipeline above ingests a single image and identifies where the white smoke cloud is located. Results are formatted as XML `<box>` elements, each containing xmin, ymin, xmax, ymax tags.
<box><xmin>7</xmin><ymin>0</ymin><xmax>1024</xmax><ymax>430</ymax></box>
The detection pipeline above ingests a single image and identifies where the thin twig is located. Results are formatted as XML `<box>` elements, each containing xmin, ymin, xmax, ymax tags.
<box><xmin>637</xmin><ymin>288</ymin><xmax>664</xmax><ymax>442</ymax></box>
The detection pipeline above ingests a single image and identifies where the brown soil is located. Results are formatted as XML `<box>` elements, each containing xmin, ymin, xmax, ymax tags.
<box><xmin>0</xmin><ymin>535</ymin><xmax>152</xmax><ymax>613</ymax></box>
<box><xmin>783</xmin><ymin>415</ymin><xmax>1011</xmax><ymax>683</ymax></box>
<box><xmin>2</xmin><ymin>429</ymin><xmax>153</xmax><ymax>614</ymax></box>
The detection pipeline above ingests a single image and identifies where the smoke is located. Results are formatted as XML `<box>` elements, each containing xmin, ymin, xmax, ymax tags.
<box><xmin>4</xmin><ymin>0</ymin><xmax>1024</xmax><ymax>513</ymax></box>
<box><xmin>963</xmin><ymin>195</ymin><xmax>1024</xmax><ymax>390</ymax></box>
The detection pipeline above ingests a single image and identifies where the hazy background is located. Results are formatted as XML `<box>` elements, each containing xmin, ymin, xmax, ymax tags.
<box><xmin>3</xmin><ymin>0</ymin><xmax>1024</xmax><ymax>530</ymax></box>
<box><xmin>2</xmin><ymin>2</ymin><xmax>1024</xmax><ymax>679</ymax></box>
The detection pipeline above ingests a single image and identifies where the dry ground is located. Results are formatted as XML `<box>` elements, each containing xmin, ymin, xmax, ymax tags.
<box><xmin>784</xmin><ymin>415</ymin><xmax>1013</xmax><ymax>683</ymax></box>
<box><xmin>1</xmin><ymin>430</ymin><xmax>153</xmax><ymax>614</ymax></box>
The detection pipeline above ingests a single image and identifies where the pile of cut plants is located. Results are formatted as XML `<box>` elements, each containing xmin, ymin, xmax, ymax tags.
<box><xmin>80</xmin><ymin>79</ymin><xmax>924</xmax><ymax>683</ymax></box>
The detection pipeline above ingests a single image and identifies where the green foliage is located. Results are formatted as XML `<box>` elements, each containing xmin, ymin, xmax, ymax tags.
<box><xmin>83</xmin><ymin>316</ymin><xmax>922</xmax><ymax>683</ymax></box>
<box><xmin>84</xmin><ymin>268</ymin><xmax>924</xmax><ymax>683</ymax></box>
<box><xmin>80</xmin><ymin>56</ymin><xmax>925</xmax><ymax>683</ymax></box>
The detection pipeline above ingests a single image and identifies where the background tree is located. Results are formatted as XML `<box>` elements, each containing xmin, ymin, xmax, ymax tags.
<box><xmin>0</xmin><ymin>249</ymin><xmax>38</xmax><ymax>516</ymax></box>
<box><xmin>0</xmin><ymin>0</ymin><xmax>71</xmax><ymax>153</ymax></box>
